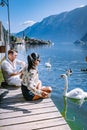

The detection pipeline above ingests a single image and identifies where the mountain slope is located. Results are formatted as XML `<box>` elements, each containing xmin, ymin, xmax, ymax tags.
<box><xmin>16</xmin><ymin>5</ymin><xmax>87</xmax><ymax>42</ymax></box>
<box><xmin>81</xmin><ymin>33</ymin><xmax>87</xmax><ymax>42</ymax></box>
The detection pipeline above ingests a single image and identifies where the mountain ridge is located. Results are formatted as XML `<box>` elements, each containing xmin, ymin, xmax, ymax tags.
<box><xmin>16</xmin><ymin>5</ymin><xmax>87</xmax><ymax>42</ymax></box>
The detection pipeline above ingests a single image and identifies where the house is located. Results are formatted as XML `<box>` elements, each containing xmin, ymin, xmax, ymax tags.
<box><xmin>0</xmin><ymin>21</ymin><xmax>8</xmax><ymax>61</ymax></box>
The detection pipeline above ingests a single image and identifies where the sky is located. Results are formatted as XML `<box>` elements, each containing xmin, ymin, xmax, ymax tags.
<box><xmin>0</xmin><ymin>0</ymin><xmax>87</xmax><ymax>33</ymax></box>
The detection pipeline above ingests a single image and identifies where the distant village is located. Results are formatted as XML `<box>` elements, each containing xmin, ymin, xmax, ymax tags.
<box><xmin>0</xmin><ymin>21</ymin><xmax>51</xmax><ymax>62</ymax></box>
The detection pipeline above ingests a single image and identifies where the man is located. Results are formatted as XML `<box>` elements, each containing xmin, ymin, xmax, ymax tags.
<box><xmin>1</xmin><ymin>49</ymin><xmax>26</xmax><ymax>86</ymax></box>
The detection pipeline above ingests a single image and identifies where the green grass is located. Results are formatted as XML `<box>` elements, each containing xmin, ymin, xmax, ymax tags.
<box><xmin>0</xmin><ymin>70</ymin><xmax>4</xmax><ymax>84</ymax></box>
<box><xmin>0</xmin><ymin>57</ymin><xmax>5</xmax><ymax>85</ymax></box>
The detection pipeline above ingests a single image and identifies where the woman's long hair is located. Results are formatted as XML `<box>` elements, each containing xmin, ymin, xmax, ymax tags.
<box><xmin>27</xmin><ymin>55</ymin><xmax>33</xmax><ymax>71</ymax></box>
<box><xmin>27</xmin><ymin>53</ymin><xmax>40</xmax><ymax>72</ymax></box>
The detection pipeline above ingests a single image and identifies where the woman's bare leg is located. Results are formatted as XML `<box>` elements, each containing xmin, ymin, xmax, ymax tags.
<box><xmin>41</xmin><ymin>86</ymin><xmax>52</xmax><ymax>98</ymax></box>
<box><xmin>33</xmin><ymin>95</ymin><xmax>41</xmax><ymax>100</ymax></box>
<box><xmin>33</xmin><ymin>86</ymin><xmax>52</xmax><ymax>100</ymax></box>
<box><xmin>41</xmin><ymin>86</ymin><xmax>52</xmax><ymax>93</ymax></box>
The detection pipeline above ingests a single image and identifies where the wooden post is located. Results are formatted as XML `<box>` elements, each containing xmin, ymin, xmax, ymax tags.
<box><xmin>0</xmin><ymin>46</ymin><xmax>6</xmax><ymax>53</ymax></box>
<box><xmin>85</xmin><ymin>56</ymin><xmax>87</xmax><ymax>62</ymax></box>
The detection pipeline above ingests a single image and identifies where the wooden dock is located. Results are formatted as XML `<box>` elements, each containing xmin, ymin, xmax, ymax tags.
<box><xmin>0</xmin><ymin>88</ymin><xmax>71</xmax><ymax>130</ymax></box>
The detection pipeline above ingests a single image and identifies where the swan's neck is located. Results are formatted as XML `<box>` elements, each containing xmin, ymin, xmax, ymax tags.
<box><xmin>64</xmin><ymin>77</ymin><xmax>68</xmax><ymax>96</ymax></box>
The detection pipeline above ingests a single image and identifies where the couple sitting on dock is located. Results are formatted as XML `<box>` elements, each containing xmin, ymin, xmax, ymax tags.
<box><xmin>1</xmin><ymin>49</ymin><xmax>52</xmax><ymax>101</ymax></box>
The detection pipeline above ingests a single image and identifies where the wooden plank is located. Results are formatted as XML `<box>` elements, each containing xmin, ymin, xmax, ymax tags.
<box><xmin>0</xmin><ymin>88</ymin><xmax>71</xmax><ymax>130</ymax></box>
<box><xmin>0</xmin><ymin>111</ymin><xmax>62</xmax><ymax>126</ymax></box>
<box><xmin>0</xmin><ymin>117</ymin><xmax>68</xmax><ymax>130</ymax></box>
<box><xmin>1</xmin><ymin>92</ymin><xmax>52</xmax><ymax>104</ymax></box>
<box><xmin>0</xmin><ymin>98</ymin><xmax>53</xmax><ymax>109</ymax></box>
<box><xmin>0</xmin><ymin>106</ymin><xmax>61</xmax><ymax>119</ymax></box>
<box><xmin>37</xmin><ymin>124</ymin><xmax>71</xmax><ymax>130</ymax></box>
<box><xmin>0</xmin><ymin>97</ymin><xmax>52</xmax><ymax>107</ymax></box>
<box><xmin>0</xmin><ymin>101</ymin><xmax>55</xmax><ymax>113</ymax></box>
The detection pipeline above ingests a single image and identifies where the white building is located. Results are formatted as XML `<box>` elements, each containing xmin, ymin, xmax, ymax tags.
<box><xmin>0</xmin><ymin>21</ymin><xmax>7</xmax><ymax>62</ymax></box>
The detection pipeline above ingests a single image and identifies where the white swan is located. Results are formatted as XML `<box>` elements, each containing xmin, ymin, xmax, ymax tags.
<box><xmin>45</xmin><ymin>59</ymin><xmax>51</xmax><ymax>68</ymax></box>
<box><xmin>60</xmin><ymin>74</ymin><xmax>87</xmax><ymax>99</ymax></box>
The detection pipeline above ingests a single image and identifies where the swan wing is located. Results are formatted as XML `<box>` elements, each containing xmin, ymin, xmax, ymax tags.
<box><xmin>83</xmin><ymin>92</ymin><xmax>87</xmax><ymax>98</ymax></box>
<box><xmin>45</xmin><ymin>63</ymin><xmax>51</xmax><ymax>67</ymax></box>
<box><xmin>67</xmin><ymin>88</ymin><xmax>84</xmax><ymax>99</ymax></box>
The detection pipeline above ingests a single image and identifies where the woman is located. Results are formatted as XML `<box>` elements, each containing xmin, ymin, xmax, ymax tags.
<box><xmin>21</xmin><ymin>52</ymin><xmax>52</xmax><ymax>101</ymax></box>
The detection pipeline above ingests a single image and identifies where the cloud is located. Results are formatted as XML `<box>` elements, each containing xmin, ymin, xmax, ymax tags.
<box><xmin>79</xmin><ymin>5</ymin><xmax>85</xmax><ymax>8</ymax></box>
<box><xmin>21</xmin><ymin>20</ymin><xmax>36</xmax><ymax>27</ymax></box>
<box><xmin>15</xmin><ymin>20</ymin><xmax>36</xmax><ymax>33</ymax></box>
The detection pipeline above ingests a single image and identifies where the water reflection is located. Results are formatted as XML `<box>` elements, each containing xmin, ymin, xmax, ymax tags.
<box><xmin>13</xmin><ymin>43</ymin><xmax>52</xmax><ymax>53</ymax></box>
<box><xmin>61</xmin><ymin>97</ymin><xmax>67</xmax><ymax>119</ymax></box>
<box><xmin>69</xmin><ymin>97</ymin><xmax>85</xmax><ymax>106</ymax></box>
<box><xmin>13</xmin><ymin>44</ymin><xmax>26</xmax><ymax>52</ymax></box>
<box><xmin>61</xmin><ymin>96</ymin><xmax>85</xmax><ymax>122</ymax></box>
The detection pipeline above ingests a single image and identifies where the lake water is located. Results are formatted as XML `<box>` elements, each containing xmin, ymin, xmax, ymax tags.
<box><xmin>15</xmin><ymin>42</ymin><xmax>87</xmax><ymax>130</ymax></box>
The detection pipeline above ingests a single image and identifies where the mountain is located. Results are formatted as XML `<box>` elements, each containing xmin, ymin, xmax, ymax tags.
<box><xmin>81</xmin><ymin>33</ymin><xmax>87</xmax><ymax>42</ymax></box>
<box><xmin>16</xmin><ymin>5</ymin><xmax>87</xmax><ymax>42</ymax></box>
<box><xmin>74</xmin><ymin>32</ymin><xmax>87</xmax><ymax>45</ymax></box>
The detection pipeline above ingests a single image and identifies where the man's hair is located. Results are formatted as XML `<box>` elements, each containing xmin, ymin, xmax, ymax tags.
<box><xmin>8</xmin><ymin>50</ymin><xmax>18</xmax><ymax>55</ymax></box>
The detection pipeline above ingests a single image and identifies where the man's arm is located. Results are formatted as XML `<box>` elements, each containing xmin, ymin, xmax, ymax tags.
<box><xmin>10</xmin><ymin>71</ymin><xmax>22</xmax><ymax>76</ymax></box>
<box><xmin>16</xmin><ymin>59</ymin><xmax>26</xmax><ymax>68</ymax></box>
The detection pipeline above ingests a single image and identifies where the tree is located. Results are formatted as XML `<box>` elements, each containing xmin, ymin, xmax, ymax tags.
<box><xmin>10</xmin><ymin>35</ymin><xmax>17</xmax><ymax>43</ymax></box>
<box><xmin>25</xmin><ymin>36</ymin><xmax>30</xmax><ymax>42</ymax></box>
